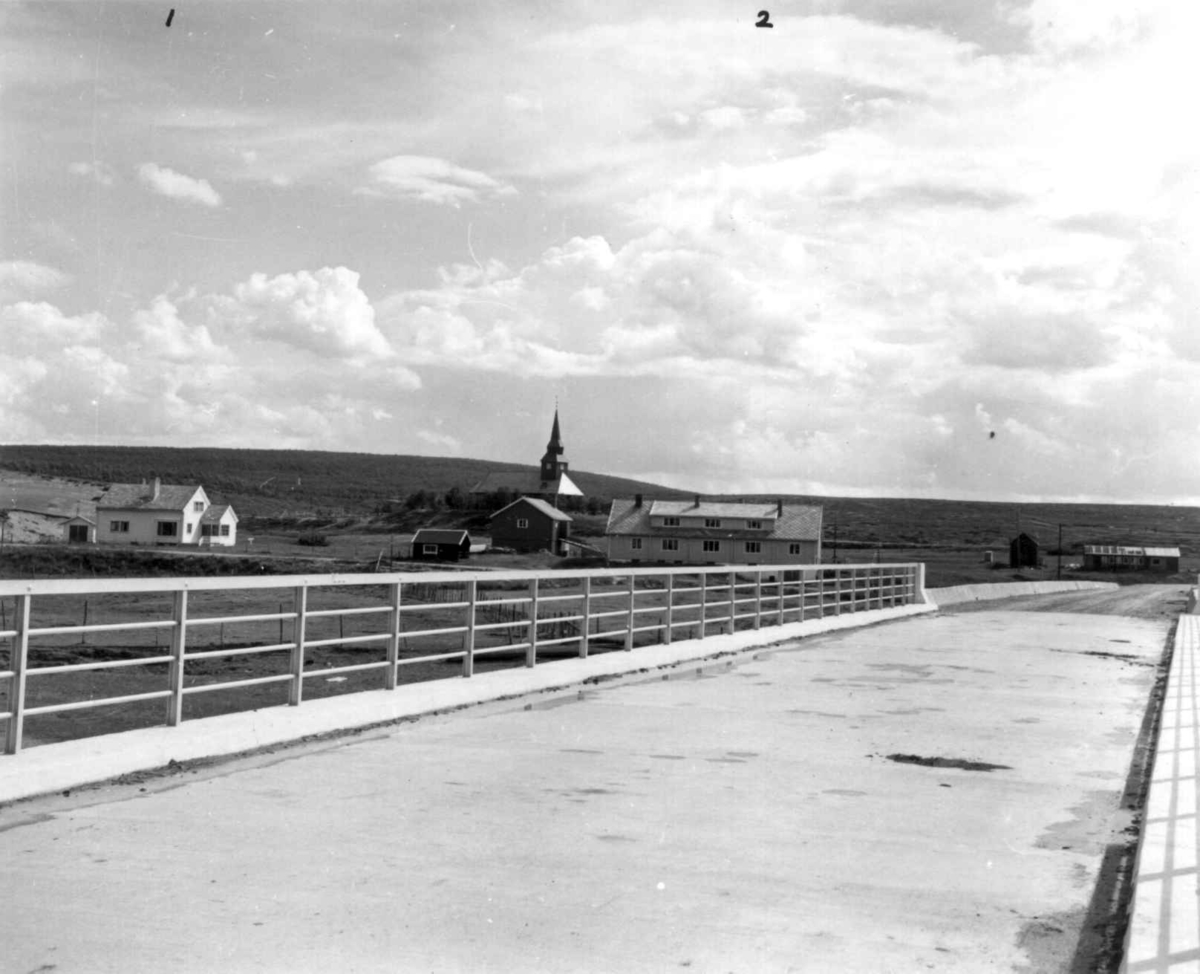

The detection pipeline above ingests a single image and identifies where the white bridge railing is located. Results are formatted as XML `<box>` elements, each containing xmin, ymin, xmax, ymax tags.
<box><xmin>0</xmin><ymin>562</ymin><xmax>924</xmax><ymax>756</ymax></box>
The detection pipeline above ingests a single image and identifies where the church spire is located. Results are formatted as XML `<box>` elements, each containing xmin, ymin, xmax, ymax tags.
<box><xmin>540</xmin><ymin>408</ymin><xmax>567</xmax><ymax>481</ymax></box>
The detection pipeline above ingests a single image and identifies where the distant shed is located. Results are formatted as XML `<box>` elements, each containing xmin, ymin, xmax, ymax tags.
<box><xmin>1082</xmin><ymin>545</ymin><xmax>1180</xmax><ymax>572</ymax></box>
<box><xmin>410</xmin><ymin>528</ymin><xmax>471</xmax><ymax>562</ymax></box>
<box><xmin>1009</xmin><ymin>533</ymin><xmax>1040</xmax><ymax>569</ymax></box>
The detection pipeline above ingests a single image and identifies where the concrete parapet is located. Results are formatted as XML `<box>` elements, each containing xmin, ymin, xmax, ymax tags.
<box><xmin>0</xmin><ymin>602</ymin><xmax>934</xmax><ymax>806</ymax></box>
<box><xmin>927</xmin><ymin>580</ymin><xmax>1119</xmax><ymax>608</ymax></box>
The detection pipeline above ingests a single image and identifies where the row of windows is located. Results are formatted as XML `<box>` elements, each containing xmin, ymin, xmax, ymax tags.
<box><xmin>108</xmin><ymin>520</ymin><xmax>228</xmax><ymax>537</ymax></box>
<box><xmin>628</xmin><ymin>539</ymin><xmax>804</xmax><ymax>555</ymax></box>
<box><xmin>658</xmin><ymin>517</ymin><xmax>764</xmax><ymax>530</ymax></box>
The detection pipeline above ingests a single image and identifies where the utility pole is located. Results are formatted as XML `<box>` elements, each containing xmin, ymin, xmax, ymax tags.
<box><xmin>1057</xmin><ymin>523</ymin><xmax>1063</xmax><ymax>581</ymax></box>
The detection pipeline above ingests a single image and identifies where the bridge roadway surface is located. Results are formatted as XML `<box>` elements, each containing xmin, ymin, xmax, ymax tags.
<box><xmin>0</xmin><ymin>591</ymin><xmax>1180</xmax><ymax>973</ymax></box>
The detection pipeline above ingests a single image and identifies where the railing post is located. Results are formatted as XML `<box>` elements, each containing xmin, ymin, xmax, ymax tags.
<box><xmin>916</xmin><ymin>563</ymin><xmax>927</xmax><ymax>604</ymax></box>
<box><xmin>727</xmin><ymin>570</ymin><xmax>735</xmax><ymax>634</ymax></box>
<box><xmin>385</xmin><ymin>581</ymin><xmax>401</xmax><ymax>689</ymax></box>
<box><xmin>289</xmin><ymin>584</ymin><xmax>307</xmax><ymax>706</ymax></box>
<box><xmin>753</xmin><ymin>571</ymin><xmax>762</xmax><ymax>630</ymax></box>
<box><xmin>625</xmin><ymin>575</ymin><xmax>635</xmax><ymax>651</ymax></box>
<box><xmin>664</xmin><ymin>573</ymin><xmax>674</xmax><ymax>644</ymax></box>
<box><xmin>779</xmin><ymin>575</ymin><xmax>787</xmax><ymax>626</ymax></box>
<box><xmin>166</xmin><ymin>589</ymin><xmax>188</xmax><ymax>727</ymax></box>
<box><xmin>698</xmin><ymin>572</ymin><xmax>707</xmax><ymax>639</ymax></box>
<box><xmin>462</xmin><ymin>578</ymin><xmax>477</xmax><ymax>677</ymax></box>
<box><xmin>4</xmin><ymin>594</ymin><xmax>30</xmax><ymax>755</ymax></box>
<box><xmin>526</xmin><ymin>577</ymin><xmax>539</xmax><ymax>668</ymax></box>
<box><xmin>579</xmin><ymin>576</ymin><xmax>591</xmax><ymax>658</ymax></box>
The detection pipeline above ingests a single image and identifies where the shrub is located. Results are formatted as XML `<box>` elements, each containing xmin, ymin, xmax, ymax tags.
<box><xmin>296</xmin><ymin>532</ymin><xmax>329</xmax><ymax>547</ymax></box>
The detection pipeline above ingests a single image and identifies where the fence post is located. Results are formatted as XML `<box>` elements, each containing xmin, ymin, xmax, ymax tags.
<box><xmin>727</xmin><ymin>570</ymin><xmax>735</xmax><ymax>634</ymax></box>
<box><xmin>579</xmin><ymin>576</ymin><xmax>591</xmax><ymax>658</ymax></box>
<box><xmin>698</xmin><ymin>572</ymin><xmax>707</xmax><ymax>639</ymax></box>
<box><xmin>166</xmin><ymin>589</ymin><xmax>188</xmax><ymax>727</ymax></box>
<box><xmin>3</xmin><ymin>594</ymin><xmax>30</xmax><ymax>755</ymax></box>
<box><xmin>289</xmin><ymin>585</ymin><xmax>307</xmax><ymax>706</ymax></box>
<box><xmin>664</xmin><ymin>573</ymin><xmax>675</xmax><ymax>645</ymax></box>
<box><xmin>624</xmin><ymin>575</ymin><xmax>635</xmax><ymax>651</ymax></box>
<box><xmin>462</xmin><ymin>578</ymin><xmax>477</xmax><ymax>677</ymax></box>
<box><xmin>526</xmin><ymin>578</ymin><xmax>539</xmax><ymax>668</ymax></box>
<box><xmin>753</xmin><ymin>571</ymin><xmax>762</xmax><ymax>630</ymax></box>
<box><xmin>385</xmin><ymin>581</ymin><xmax>401</xmax><ymax>690</ymax></box>
<box><xmin>916</xmin><ymin>563</ymin><xmax>926</xmax><ymax>604</ymax></box>
<box><xmin>779</xmin><ymin>575</ymin><xmax>788</xmax><ymax>626</ymax></box>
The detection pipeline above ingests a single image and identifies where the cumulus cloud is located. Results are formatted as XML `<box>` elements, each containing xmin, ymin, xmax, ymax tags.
<box><xmin>226</xmin><ymin>266</ymin><xmax>394</xmax><ymax>361</ymax></box>
<box><xmin>363</xmin><ymin>156</ymin><xmax>516</xmax><ymax>207</ymax></box>
<box><xmin>132</xmin><ymin>295</ymin><xmax>222</xmax><ymax>362</ymax></box>
<box><xmin>0</xmin><ymin>261</ymin><xmax>70</xmax><ymax>302</ymax></box>
<box><xmin>137</xmin><ymin>162</ymin><xmax>222</xmax><ymax>207</ymax></box>
<box><xmin>0</xmin><ymin>301</ymin><xmax>106</xmax><ymax>347</ymax></box>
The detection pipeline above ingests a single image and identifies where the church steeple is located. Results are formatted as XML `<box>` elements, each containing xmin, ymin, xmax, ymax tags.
<box><xmin>540</xmin><ymin>409</ymin><xmax>567</xmax><ymax>481</ymax></box>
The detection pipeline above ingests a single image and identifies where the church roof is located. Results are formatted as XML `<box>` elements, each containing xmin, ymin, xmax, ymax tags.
<box><xmin>469</xmin><ymin>469</ymin><xmax>582</xmax><ymax>497</ymax></box>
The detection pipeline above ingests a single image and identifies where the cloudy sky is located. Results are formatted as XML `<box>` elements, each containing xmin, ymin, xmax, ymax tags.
<box><xmin>2</xmin><ymin>1</ymin><xmax>1197</xmax><ymax>504</ymax></box>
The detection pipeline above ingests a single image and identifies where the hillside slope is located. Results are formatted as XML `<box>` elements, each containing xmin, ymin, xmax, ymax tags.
<box><xmin>0</xmin><ymin>444</ymin><xmax>691</xmax><ymax>516</ymax></box>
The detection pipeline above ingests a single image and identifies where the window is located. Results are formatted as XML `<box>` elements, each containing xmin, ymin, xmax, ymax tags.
<box><xmin>704</xmin><ymin>518</ymin><xmax>721</xmax><ymax>528</ymax></box>
<box><xmin>220</xmin><ymin>524</ymin><xmax>230</xmax><ymax>537</ymax></box>
<box><xmin>422</xmin><ymin>544</ymin><xmax>439</xmax><ymax>555</ymax></box>
<box><xmin>516</xmin><ymin>518</ymin><xmax>529</xmax><ymax>529</ymax></box>
<box><xmin>703</xmin><ymin>540</ymin><xmax>721</xmax><ymax>552</ymax></box>
<box><xmin>662</xmin><ymin>516</ymin><xmax>680</xmax><ymax>527</ymax></box>
<box><xmin>186</xmin><ymin>523</ymin><xmax>193</xmax><ymax>533</ymax></box>
<box><xmin>109</xmin><ymin>520</ymin><xmax>129</xmax><ymax>533</ymax></box>
<box><xmin>745</xmin><ymin>541</ymin><xmax>761</xmax><ymax>554</ymax></box>
<box><xmin>193</xmin><ymin>501</ymin><xmax>204</xmax><ymax>512</ymax></box>
<box><xmin>788</xmin><ymin>543</ymin><xmax>802</xmax><ymax>555</ymax></box>
<box><xmin>661</xmin><ymin>539</ymin><xmax>679</xmax><ymax>551</ymax></box>
<box><xmin>747</xmin><ymin>520</ymin><xmax>762</xmax><ymax>530</ymax></box>
<box><xmin>631</xmin><ymin>538</ymin><xmax>643</xmax><ymax>550</ymax></box>
<box><xmin>156</xmin><ymin>521</ymin><xmax>178</xmax><ymax>537</ymax></box>
<box><xmin>201</xmin><ymin>525</ymin><xmax>213</xmax><ymax>537</ymax></box>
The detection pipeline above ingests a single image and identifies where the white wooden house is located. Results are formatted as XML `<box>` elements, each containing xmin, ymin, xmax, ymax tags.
<box><xmin>96</xmin><ymin>478</ymin><xmax>238</xmax><ymax>547</ymax></box>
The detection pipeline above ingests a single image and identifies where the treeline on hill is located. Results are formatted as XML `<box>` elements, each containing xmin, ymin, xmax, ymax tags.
<box><xmin>0</xmin><ymin>445</ymin><xmax>689</xmax><ymax>517</ymax></box>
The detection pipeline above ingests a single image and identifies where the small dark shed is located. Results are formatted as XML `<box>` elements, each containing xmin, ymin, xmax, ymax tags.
<box><xmin>410</xmin><ymin>528</ymin><xmax>471</xmax><ymax>562</ymax></box>
<box><xmin>1009</xmin><ymin>533</ymin><xmax>1039</xmax><ymax>569</ymax></box>
<box><xmin>489</xmin><ymin>496</ymin><xmax>573</xmax><ymax>554</ymax></box>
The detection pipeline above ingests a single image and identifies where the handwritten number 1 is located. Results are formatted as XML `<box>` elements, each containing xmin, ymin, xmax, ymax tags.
<box><xmin>756</xmin><ymin>10</ymin><xmax>773</xmax><ymax>27</ymax></box>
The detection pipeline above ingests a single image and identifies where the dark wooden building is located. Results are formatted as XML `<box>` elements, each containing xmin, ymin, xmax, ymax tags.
<box><xmin>410</xmin><ymin>528</ymin><xmax>471</xmax><ymax>562</ymax></box>
<box><xmin>489</xmin><ymin>496</ymin><xmax>573</xmax><ymax>554</ymax></box>
<box><xmin>1009</xmin><ymin>533</ymin><xmax>1040</xmax><ymax>569</ymax></box>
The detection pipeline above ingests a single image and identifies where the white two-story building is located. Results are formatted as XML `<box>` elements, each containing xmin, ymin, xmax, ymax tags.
<box><xmin>96</xmin><ymin>479</ymin><xmax>238</xmax><ymax>547</ymax></box>
<box><xmin>606</xmin><ymin>495</ymin><xmax>822</xmax><ymax>566</ymax></box>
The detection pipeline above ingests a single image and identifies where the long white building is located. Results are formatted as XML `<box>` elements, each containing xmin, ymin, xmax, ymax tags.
<box><xmin>606</xmin><ymin>495</ymin><xmax>823</xmax><ymax>566</ymax></box>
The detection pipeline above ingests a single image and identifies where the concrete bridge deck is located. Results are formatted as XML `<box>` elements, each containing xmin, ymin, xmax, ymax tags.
<box><xmin>0</xmin><ymin>603</ymin><xmax>1173</xmax><ymax>973</ymax></box>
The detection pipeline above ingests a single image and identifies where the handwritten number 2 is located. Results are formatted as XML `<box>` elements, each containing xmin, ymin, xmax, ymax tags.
<box><xmin>756</xmin><ymin>10</ymin><xmax>773</xmax><ymax>28</ymax></box>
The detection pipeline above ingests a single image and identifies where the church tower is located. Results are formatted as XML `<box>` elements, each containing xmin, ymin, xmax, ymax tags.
<box><xmin>540</xmin><ymin>409</ymin><xmax>568</xmax><ymax>482</ymax></box>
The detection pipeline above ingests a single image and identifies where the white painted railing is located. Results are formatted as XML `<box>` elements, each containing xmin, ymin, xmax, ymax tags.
<box><xmin>0</xmin><ymin>562</ymin><xmax>924</xmax><ymax>755</ymax></box>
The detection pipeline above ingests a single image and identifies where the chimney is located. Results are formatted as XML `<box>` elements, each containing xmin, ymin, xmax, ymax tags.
<box><xmin>152</xmin><ymin>477</ymin><xmax>161</xmax><ymax>501</ymax></box>
<box><xmin>777</xmin><ymin>498</ymin><xmax>783</xmax><ymax>516</ymax></box>
<box><xmin>693</xmin><ymin>494</ymin><xmax>701</xmax><ymax>509</ymax></box>
<box><xmin>634</xmin><ymin>493</ymin><xmax>642</xmax><ymax>508</ymax></box>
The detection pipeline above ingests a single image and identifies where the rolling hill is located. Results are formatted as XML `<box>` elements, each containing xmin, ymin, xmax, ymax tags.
<box><xmin>1</xmin><ymin>445</ymin><xmax>1197</xmax><ymax>556</ymax></box>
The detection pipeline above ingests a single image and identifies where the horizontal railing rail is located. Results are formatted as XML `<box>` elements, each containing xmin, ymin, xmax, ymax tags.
<box><xmin>0</xmin><ymin>562</ymin><xmax>924</xmax><ymax>755</ymax></box>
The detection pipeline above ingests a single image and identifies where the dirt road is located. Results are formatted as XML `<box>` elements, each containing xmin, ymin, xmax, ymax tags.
<box><xmin>939</xmin><ymin>583</ymin><xmax>1191</xmax><ymax>620</ymax></box>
